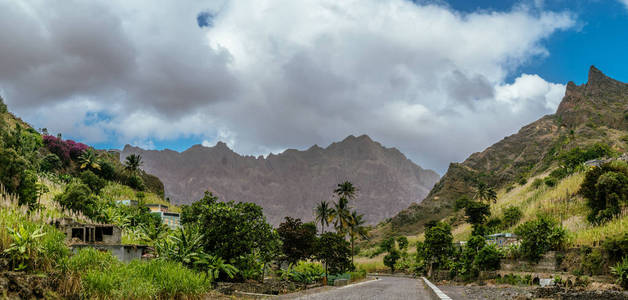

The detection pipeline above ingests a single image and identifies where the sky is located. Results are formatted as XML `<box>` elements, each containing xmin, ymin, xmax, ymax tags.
<box><xmin>1</xmin><ymin>0</ymin><xmax>627</xmax><ymax>174</ymax></box>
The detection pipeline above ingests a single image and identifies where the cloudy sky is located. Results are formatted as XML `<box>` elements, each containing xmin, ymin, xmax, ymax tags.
<box><xmin>1</xmin><ymin>0</ymin><xmax>627</xmax><ymax>174</ymax></box>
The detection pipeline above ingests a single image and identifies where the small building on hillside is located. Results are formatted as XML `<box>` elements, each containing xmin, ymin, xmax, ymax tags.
<box><xmin>147</xmin><ymin>204</ymin><xmax>181</xmax><ymax>229</ymax></box>
<box><xmin>56</xmin><ymin>218</ymin><xmax>147</xmax><ymax>262</ymax></box>
<box><xmin>146</xmin><ymin>203</ymin><xmax>169</xmax><ymax>213</ymax></box>
<box><xmin>115</xmin><ymin>199</ymin><xmax>138</xmax><ymax>206</ymax></box>
<box><xmin>485</xmin><ymin>233</ymin><xmax>519</xmax><ymax>247</ymax></box>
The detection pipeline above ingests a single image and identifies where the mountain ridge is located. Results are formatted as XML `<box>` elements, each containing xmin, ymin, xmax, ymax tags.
<box><xmin>122</xmin><ymin>134</ymin><xmax>440</xmax><ymax>225</ymax></box>
<box><xmin>389</xmin><ymin>66</ymin><xmax>628</xmax><ymax>234</ymax></box>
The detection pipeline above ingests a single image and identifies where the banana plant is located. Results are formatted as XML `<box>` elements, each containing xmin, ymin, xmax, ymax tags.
<box><xmin>4</xmin><ymin>224</ymin><xmax>45</xmax><ymax>271</ymax></box>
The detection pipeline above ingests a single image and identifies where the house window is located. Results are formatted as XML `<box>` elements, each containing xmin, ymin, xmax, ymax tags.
<box><xmin>72</xmin><ymin>228</ymin><xmax>84</xmax><ymax>240</ymax></box>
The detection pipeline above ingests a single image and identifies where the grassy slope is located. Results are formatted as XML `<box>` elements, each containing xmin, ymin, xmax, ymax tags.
<box><xmin>355</xmin><ymin>169</ymin><xmax>628</xmax><ymax>272</ymax></box>
<box><xmin>386</xmin><ymin>66</ymin><xmax>628</xmax><ymax>237</ymax></box>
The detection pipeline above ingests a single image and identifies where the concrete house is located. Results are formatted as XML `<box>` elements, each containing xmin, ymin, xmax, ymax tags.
<box><xmin>56</xmin><ymin>218</ymin><xmax>147</xmax><ymax>262</ymax></box>
<box><xmin>485</xmin><ymin>233</ymin><xmax>519</xmax><ymax>247</ymax></box>
<box><xmin>147</xmin><ymin>204</ymin><xmax>181</xmax><ymax>229</ymax></box>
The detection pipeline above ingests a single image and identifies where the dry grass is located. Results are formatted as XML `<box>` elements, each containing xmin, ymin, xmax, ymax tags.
<box><xmin>354</xmin><ymin>254</ymin><xmax>387</xmax><ymax>273</ymax></box>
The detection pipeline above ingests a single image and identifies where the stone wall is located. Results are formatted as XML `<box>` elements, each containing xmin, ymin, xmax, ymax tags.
<box><xmin>501</xmin><ymin>251</ymin><xmax>558</xmax><ymax>273</ymax></box>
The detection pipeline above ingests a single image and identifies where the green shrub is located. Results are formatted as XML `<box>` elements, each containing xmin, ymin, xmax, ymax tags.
<box><xmin>544</xmin><ymin>177</ymin><xmax>557</xmax><ymax>187</ymax></box>
<box><xmin>531</xmin><ymin>178</ymin><xmax>544</xmax><ymax>189</ymax></box>
<box><xmin>54</xmin><ymin>182</ymin><xmax>99</xmax><ymax>218</ymax></box>
<box><xmin>496</xmin><ymin>273</ymin><xmax>532</xmax><ymax>285</ymax></box>
<box><xmin>455</xmin><ymin>196</ymin><xmax>471</xmax><ymax>211</ymax></box>
<box><xmin>515</xmin><ymin>215</ymin><xmax>567</xmax><ymax>262</ymax></box>
<box><xmin>474</xmin><ymin>244</ymin><xmax>502</xmax><ymax>271</ymax></box>
<box><xmin>281</xmin><ymin>261</ymin><xmax>324</xmax><ymax>284</ymax></box>
<box><xmin>383</xmin><ymin>249</ymin><xmax>400</xmax><ymax>273</ymax></box>
<box><xmin>611</xmin><ymin>257</ymin><xmax>628</xmax><ymax>289</ymax></box>
<box><xmin>559</xmin><ymin>143</ymin><xmax>615</xmax><ymax>171</ymax></box>
<box><xmin>485</xmin><ymin>217</ymin><xmax>502</xmax><ymax>233</ymax></box>
<box><xmin>580</xmin><ymin>162</ymin><xmax>628</xmax><ymax>224</ymax></box>
<box><xmin>503</xmin><ymin>206</ymin><xmax>523</xmax><ymax>228</ymax></box>
<box><xmin>0</xmin><ymin>96</ymin><xmax>7</xmax><ymax>113</ymax></box>
<box><xmin>518</xmin><ymin>177</ymin><xmax>528</xmax><ymax>186</ymax></box>
<box><xmin>40</xmin><ymin>153</ymin><xmax>63</xmax><ymax>172</ymax></box>
<box><xmin>580</xmin><ymin>246</ymin><xmax>605</xmax><ymax>275</ymax></box>
<box><xmin>348</xmin><ymin>268</ymin><xmax>367</xmax><ymax>281</ymax></box>
<box><xmin>96</xmin><ymin>160</ymin><xmax>116</xmax><ymax>181</ymax></box>
<box><xmin>397</xmin><ymin>236</ymin><xmax>409</xmax><ymax>251</ymax></box>
<box><xmin>127</xmin><ymin>174</ymin><xmax>145</xmax><ymax>191</ymax></box>
<box><xmin>380</xmin><ymin>236</ymin><xmax>395</xmax><ymax>253</ymax></box>
<box><xmin>80</xmin><ymin>170</ymin><xmax>106</xmax><ymax>194</ymax></box>
<box><xmin>603</xmin><ymin>233</ymin><xmax>628</xmax><ymax>263</ymax></box>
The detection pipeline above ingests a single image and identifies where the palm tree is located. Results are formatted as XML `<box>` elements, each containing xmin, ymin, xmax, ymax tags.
<box><xmin>486</xmin><ymin>188</ymin><xmax>497</xmax><ymax>203</ymax></box>
<box><xmin>334</xmin><ymin>181</ymin><xmax>357</xmax><ymax>200</ymax></box>
<box><xmin>348</xmin><ymin>210</ymin><xmax>368</xmax><ymax>266</ymax></box>
<box><xmin>124</xmin><ymin>154</ymin><xmax>143</xmax><ymax>174</ymax></box>
<box><xmin>79</xmin><ymin>149</ymin><xmax>101</xmax><ymax>171</ymax></box>
<box><xmin>330</xmin><ymin>197</ymin><xmax>352</xmax><ymax>235</ymax></box>
<box><xmin>315</xmin><ymin>200</ymin><xmax>332</xmax><ymax>233</ymax></box>
<box><xmin>474</xmin><ymin>181</ymin><xmax>497</xmax><ymax>203</ymax></box>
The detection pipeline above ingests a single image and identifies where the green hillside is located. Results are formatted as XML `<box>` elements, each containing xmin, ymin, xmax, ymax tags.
<box><xmin>387</xmin><ymin>66</ymin><xmax>628</xmax><ymax>235</ymax></box>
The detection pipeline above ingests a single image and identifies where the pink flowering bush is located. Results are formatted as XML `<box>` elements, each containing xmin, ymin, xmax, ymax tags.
<box><xmin>43</xmin><ymin>135</ymin><xmax>90</xmax><ymax>163</ymax></box>
<box><xmin>66</xmin><ymin>140</ymin><xmax>89</xmax><ymax>159</ymax></box>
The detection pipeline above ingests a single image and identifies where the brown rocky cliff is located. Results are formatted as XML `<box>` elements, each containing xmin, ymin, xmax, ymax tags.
<box><xmin>122</xmin><ymin>134</ymin><xmax>439</xmax><ymax>225</ymax></box>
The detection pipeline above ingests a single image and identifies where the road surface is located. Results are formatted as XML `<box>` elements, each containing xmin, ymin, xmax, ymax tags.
<box><xmin>285</xmin><ymin>276</ymin><xmax>432</xmax><ymax>300</ymax></box>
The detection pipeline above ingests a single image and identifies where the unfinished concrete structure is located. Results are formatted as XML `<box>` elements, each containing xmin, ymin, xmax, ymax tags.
<box><xmin>56</xmin><ymin>218</ymin><xmax>147</xmax><ymax>262</ymax></box>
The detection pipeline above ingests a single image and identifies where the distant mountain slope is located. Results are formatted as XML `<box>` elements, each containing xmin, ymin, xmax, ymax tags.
<box><xmin>390</xmin><ymin>66</ymin><xmax>628</xmax><ymax>234</ymax></box>
<box><xmin>122</xmin><ymin>135</ymin><xmax>439</xmax><ymax>225</ymax></box>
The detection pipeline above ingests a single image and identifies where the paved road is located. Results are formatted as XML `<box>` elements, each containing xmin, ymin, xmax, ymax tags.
<box><xmin>285</xmin><ymin>276</ymin><xmax>432</xmax><ymax>300</ymax></box>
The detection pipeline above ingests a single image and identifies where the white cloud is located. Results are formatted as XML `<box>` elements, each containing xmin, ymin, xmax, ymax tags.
<box><xmin>621</xmin><ymin>0</ymin><xmax>628</xmax><ymax>10</ymax></box>
<box><xmin>0</xmin><ymin>0</ymin><xmax>576</xmax><ymax>173</ymax></box>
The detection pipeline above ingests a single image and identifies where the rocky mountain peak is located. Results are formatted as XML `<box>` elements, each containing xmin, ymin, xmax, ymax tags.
<box><xmin>121</xmin><ymin>135</ymin><xmax>439</xmax><ymax>225</ymax></box>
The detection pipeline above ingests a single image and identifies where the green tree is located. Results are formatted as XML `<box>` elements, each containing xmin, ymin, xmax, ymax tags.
<box><xmin>315</xmin><ymin>232</ymin><xmax>352</xmax><ymax>277</ymax></box>
<box><xmin>54</xmin><ymin>183</ymin><xmax>99</xmax><ymax>218</ymax></box>
<box><xmin>515</xmin><ymin>215</ymin><xmax>566</xmax><ymax>262</ymax></box>
<box><xmin>397</xmin><ymin>236</ymin><xmax>409</xmax><ymax>251</ymax></box>
<box><xmin>474</xmin><ymin>244</ymin><xmax>502</xmax><ymax>271</ymax></box>
<box><xmin>0</xmin><ymin>148</ymin><xmax>38</xmax><ymax>208</ymax></box>
<box><xmin>580</xmin><ymin>162</ymin><xmax>628</xmax><ymax>223</ymax></box>
<box><xmin>124</xmin><ymin>154</ymin><xmax>143</xmax><ymax>174</ymax></box>
<box><xmin>424</xmin><ymin>221</ymin><xmax>453</xmax><ymax>270</ymax></box>
<box><xmin>348</xmin><ymin>210</ymin><xmax>368</xmax><ymax>265</ymax></box>
<box><xmin>180</xmin><ymin>191</ymin><xmax>279</xmax><ymax>279</ymax></box>
<box><xmin>503</xmin><ymin>206</ymin><xmax>523</xmax><ymax>227</ymax></box>
<box><xmin>383</xmin><ymin>249</ymin><xmax>400</xmax><ymax>273</ymax></box>
<box><xmin>464</xmin><ymin>200</ymin><xmax>491</xmax><ymax>235</ymax></box>
<box><xmin>334</xmin><ymin>181</ymin><xmax>357</xmax><ymax>200</ymax></box>
<box><xmin>40</xmin><ymin>153</ymin><xmax>62</xmax><ymax>172</ymax></box>
<box><xmin>330</xmin><ymin>197</ymin><xmax>352</xmax><ymax>235</ymax></box>
<box><xmin>80</xmin><ymin>170</ymin><xmax>107</xmax><ymax>194</ymax></box>
<box><xmin>315</xmin><ymin>200</ymin><xmax>332</xmax><ymax>233</ymax></box>
<box><xmin>380</xmin><ymin>236</ymin><xmax>395</xmax><ymax>253</ymax></box>
<box><xmin>474</xmin><ymin>182</ymin><xmax>496</xmax><ymax>203</ymax></box>
<box><xmin>277</xmin><ymin>217</ymin><xmax>318</xmax><ymax>265</ymax></box>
